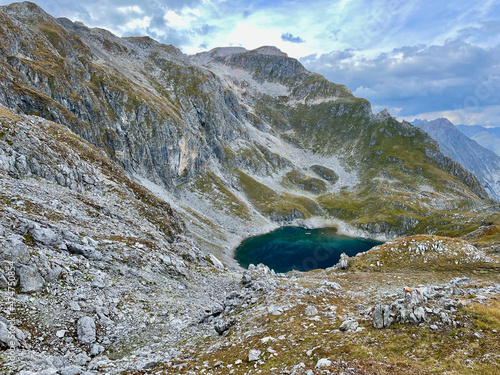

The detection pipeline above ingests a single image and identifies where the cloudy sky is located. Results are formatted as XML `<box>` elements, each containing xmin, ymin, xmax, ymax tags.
<box><xmin>2</xmin><ymin>0</ymin><xmax>499</xmax><ymax>126</ymax></box>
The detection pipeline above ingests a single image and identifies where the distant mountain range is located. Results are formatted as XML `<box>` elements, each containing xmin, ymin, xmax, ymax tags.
<box><xmin>456</xmin><ymin>125</ymin><xmax>500</xmax><ymax>156</ymax></box>
<box><xmin>414</xmin><ymin>119</ymin><xmax>500</xmax><ymax>201</ymax></box>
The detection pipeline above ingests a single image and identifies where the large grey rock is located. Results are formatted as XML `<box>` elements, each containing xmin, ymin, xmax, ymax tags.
<box><xmin>29</xmin><ymin>224</ymin><xmax>61</xmax><ymax>247</ymax></box>
<box><xmin>373</xmin><ymin>305</ymin><xmax>393</xmax><ymax>329</ymax></box>
<box><xmin>209</xmin><ymin>254</ymin><xmax>224</xmax><ymax>270</ymax></box>
<box><xmin>90</xmin><ymin>343</ymin><xmax>104</xmax><ymax>357</ymax></box>
<box><xmin>305</xmin><ymin>305</ymin><xmax>318</xmax><ymax>316</ymax></box>
<box><xmin>322</xmin><ymin>281</ymin><xmax>341</xmax><ymax>290</ymax></box>
<box><xmin>1</xmin><ymin>234</ymin><xmax>29</xmax><ymax>263</ymax></box>
<box><xmin>66</xmin><ymin>243</ymin><xmax>103</xmax><ymax>261</ymax></box>
<box><xmin>77</xmin><ymin>316</ymin><xmax>96</xmax><ymax>344</ymax></box>
<box><xmin>315</xmin><ymin>358</ymin><xmax>332</xmax><ymax>368</ymax></box>
<box><xmin>338</xmin><ymin>252</ymin><xmax>349</xmax><ymax>269</ymax></box>
<box><xmin>0</xmin><ymin>320</ymin><xmax>20</xmax><ymax>348</ymax></box>
<box><xmin>73</xmin><ymin>352</ymin><xmax>91</xmax><ymax>366</ymax></box>
<box><xmin>248</xmin><ymin>349</ymin><xmax>261</xmax><ymax>362</ymax></box>
<box><xmin>16</xmin><ymin>265</ymin><xmax>45</xmax><ymax>293</ymax></box>
<box><xmin>414</xmin><ymin>306</ymin><xmax>426</xmax><ymax>322</ymax></box>
<box><xmin>58</xmin><ymin>367</ymin><xmax>83</xmax><ymax>375</ymax></box>
<box><xmin>241</xmin><ymin>271</ymin><xmax>252</xmax><ymax>284</ymax></box>
<box><xmin>339</xmin><ymin>319</ymin><xmax>359</xmax><ymax>332</ymax></box>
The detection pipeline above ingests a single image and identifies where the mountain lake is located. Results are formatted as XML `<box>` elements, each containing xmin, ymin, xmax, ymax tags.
<box><xmin>235</xmin><ymin>226</ymin><xmax>383</xmax><ymax>273</ymax></box>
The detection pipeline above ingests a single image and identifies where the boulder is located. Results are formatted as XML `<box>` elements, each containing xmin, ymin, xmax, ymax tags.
<box><xmin>77</xmin><ymin>316</ymin><xmax>96</xmax><ymax>344</ymax></box>
<box><xmin>29</xmin><ymin>224</ymin><xmax>61</xmax><ymax>247</ymax></box>
<box><xmin>373</xmin><ymin>305</ymin><xmax>393</xmax><ymax>329</ymax></box>
<box><xmin>315</xmin><ymin>358</ymin><xmax>332</xmax><ymax>368</ymax></box>
<box><xmin>209</xmin><ymin>254</ymin><xmax>224</xmax><ymax>270</ymax></box>
<box><xmin>248</xmin><ymin>349</ymin><xmax>261</xmax><ymax>362</ymax></box>
<box><xmin>0</xmin><ymin>320</ymin><xmax>20</xmax><ymax>348</ymax></box>
<box><xmin>339</xmin><ymin>319</ymin><xmax>359</xmax><ymax>332</ymax></box>
<box><xmin>90</xmin><ymin>343</ymin><xmax>104</xmax><ymax>357</ymax></box>
<box><xmin>241</xmin><ymin>271</ymin><xmax>252</xmax><ymax>284</ymax></box>
<box><xmin>66</xmin><ymin>243</ymin><xmax>103</xmax><ymax>261</ymax></box>
<box><xmin>339</xmin><ymin>252</ymin><xmax>349</xmax><ymax>269</ymax></box>
<box><xmin>16</xmin><ymin>265</ymin><xmax>45</xmax><ymax>293</ymax></box>
<box><xmin>1</xmin><ymin>235</ymin><xmax>29</xmax><ymax>262</ymax></box>
<box><xmin>413</xmin><ymin>306</ymin><xmax>426</xmax><ymax>322</ymax></box>
<box><xmin>305</xmin><ymin>305</ymin><xmax>318</xmax><ymax>316</ymax></box>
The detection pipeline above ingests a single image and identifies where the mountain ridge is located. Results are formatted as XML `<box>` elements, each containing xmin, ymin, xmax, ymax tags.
<box><xmin>0</xmin><ymin>1</ymin><xmax>495</xmax><ymax>256</ymax></box>
<box><xmin>456</xmin><ymin>124</ymin><xmax>500</xmax><ymax>156</ymax></box>
<box><xmin>414</xmin><ymin>118</ymin><xmax>500</xmax><ymax>201</ymax></box>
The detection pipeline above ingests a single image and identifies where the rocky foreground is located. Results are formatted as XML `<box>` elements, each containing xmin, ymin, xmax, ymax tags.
<box><xmin>1</xmin><ymin>107</ymin><xmax>499</xmax><ymax>374</ymax></box>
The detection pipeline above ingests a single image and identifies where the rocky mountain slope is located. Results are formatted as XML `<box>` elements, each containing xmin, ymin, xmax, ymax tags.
<box><xmin>415</xmin><ymin>118</ymin><xmax>500</xmax><ymax>201</ymax></box>
<box><xmin>0</xmin><ymin>2</ymin><xmax>499</xmax><ymax>374</ymax></box>
<box><xmin>0</xmin><ymin>2</ymin><xmax>496</xmax><ymax>262</ymax></box>
<box><xmin>0</xmin><ymin>106</ymin><xmax>499</xmax><ymax>375</ymax></box>
<box><xmin>456</xmin><ymin>125</ymin><xmax>500</xmax><ymax>156</ymax></box>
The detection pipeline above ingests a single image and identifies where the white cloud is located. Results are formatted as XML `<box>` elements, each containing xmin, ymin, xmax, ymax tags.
<box><xmin>164</xmin><ymin>7</ymin><xmax>200</xmax><ymax>28</ymax></box>
<box><xmin>118</xmin><ymin>5</ymin><xmax>143</xmax><ymax>14</ymax></box>
<box><xmin>124</xmin><ymin>16</ymin><xmax>151</xmax><ymax>30</ymax></box>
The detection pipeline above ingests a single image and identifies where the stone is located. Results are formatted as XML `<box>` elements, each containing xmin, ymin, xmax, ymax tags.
<box><xmin>29</xmin><ymin>224</ymin><xmax>61</xmax><ymax>247</ymax></box>
<box><xmin>61</xmin><ymin>229</ymin><xmax>79</xmax><ymax>243</ymax></box>
<box><xmin>440</xmin><ymin>312</ymin><xmax>451</xmax><ymax>324</ymax></box>
<box><xmin>267</xmin><ymin>305</ymin><xmax>283</xmax><ymax>315</ymax></box>
<box><xmin>339</xmin><ymin>252</ymin><xmax>349</xmax><ymax>269</ymax></box>
<box><xmin>0</xmin><ymin>320</ymin><xmax>20</xmax><ymax>348</ymax></box>
<box><xmin>68</xmin><ymin>301</ymin><xmax>81</xmax><ymax>311</ymax></box>
<box><xmin>214</xmin><ymin>320</ymin><xmax>230</xmax><ymax>335</ymax></box>
<box><xmin>143</xmin><ymin>362</ymin><xmax>158</xmax><ymax>369</ymax></box>
<box><xmin>413</xmin><ymin>306</ymin><xmax>426</xmax><ymax>322</ymax></box>
<box><xmin>430</xmin><ymin>324</ymin><xmax>438</xmax><ymax>330</ymax></box>
<box><xmin>77</xmin><ymin>316</ymin><xmax>96</xmax><ymax>344</ymax></box>
<box><xmin>322</xmin><ymin>281</ymin><xmax>341</xmax><ymax>290</ymax></box>
<box><xmin>90</xmin><ymin>343</ymin><xmax>104</xmax><ymax>357</ymax></box>
<box><xmin>66</xmin><ymin>243</ymin><xmax>102</xmax><ymax>261</ymax></box>
<box><xmin>73</xmin><ymin>352</ymin><xmax>91</xmax><ymax>366</ymax></box>
<box><xmin>315</xmin><ymin>358</ymin><xmax>332</xmax><ymax>368</ymax></box>
<box><xmin>305</xmin><ymin>305</ymin><xmax>318</xmax><ymax>316</ymax></box>
<box><xmin>373</xmin><ymin>305</ymin><xmax>393</xmax><ymax>329</ymax></box>
<box><xmin>58</xmin><ymin>367</ymin><xmax>83</xmax><ymax>375</ymax></box>
<box><xmin>209</xmin><ymin>254</ymin><xmax>224</xmax><ymax>270</ymax></box>
<box><xmin>16</xmin><ymin>265</ymin><xmax>45</xmax><ymax>293</ymax></box>
<box><xmin>39</xmin><ymin>369</ymin><xmax>58</xmax><ymax>375</ymax></box>
<box><xmin>56</xmin><ymin>330</ymin><xmax>66</xmax><ymax>338</ymax></box>
<box><xmin>241</xmin><ymin>271</ymin><xmax>252</xmax><ymax>284</ymax></box>
<box><xmin>248</xmin><ymin>349</ymin><xmax>261</xmax><ymax>362</ymax></box>
<box><xmin>339</xmin><ymin>319</ymin><xmax>359</xmax><ymax>332</ymax></box>
<box><xmin>91</xmin><ymin>277</ymin><xmax>106</xmax><ymax>289</ymax></box>
<box><xmin>2</xmin><ymin>235</ymin><xmax>29</xmax><ymax>262</ymax></box>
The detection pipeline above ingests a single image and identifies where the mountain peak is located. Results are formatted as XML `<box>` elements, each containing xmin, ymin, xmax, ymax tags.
<box><xmin>251</xmin><ymin>46</ymin><xmax>288</xmax><ymax>57</ymax></box>
<box><xmin>2</xmin><ymin>1</ymin><xmax>52</xmax><ymax>20</ymax></box>
<box><xmin>420</xmin><ymin>117</ymin><xmax>454</xmax><ymax>128</ymax></box>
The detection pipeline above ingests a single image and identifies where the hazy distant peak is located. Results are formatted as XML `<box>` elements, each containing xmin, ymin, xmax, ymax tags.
<box><xmin>419</xmin><ymin>118</ymin><xmax>455</xmax><ymax>129</ymax></box>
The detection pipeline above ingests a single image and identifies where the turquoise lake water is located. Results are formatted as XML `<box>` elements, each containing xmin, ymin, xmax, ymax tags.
<box><xmin>235</xmin><ymin>226</ymin><xmax>382</xmax><ymax>273</ymax></box>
